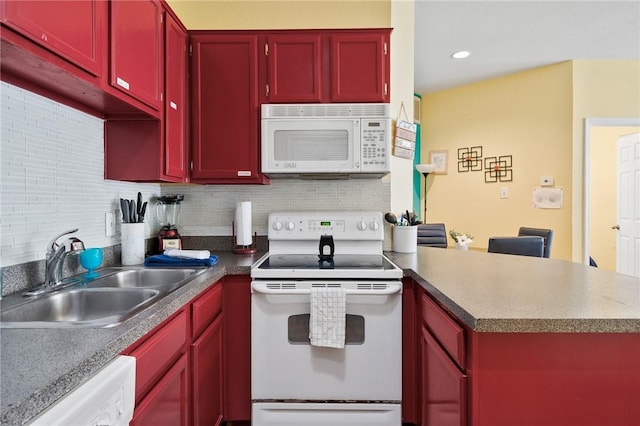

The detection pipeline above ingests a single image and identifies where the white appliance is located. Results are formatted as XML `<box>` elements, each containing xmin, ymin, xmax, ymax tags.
<box><xmin>28</xmin><ymin>356</ymin><xmax>136</xmax><ymax>426</ymax></box>
<box><xmin>251</xmin><ymin>211</ymin><xmax>403</xmax><ymax>426</ymax></box>
<box><xmin>261</xmin><ymin>103</ymin><xmax>391</xmax><ymax>178</ymax></box>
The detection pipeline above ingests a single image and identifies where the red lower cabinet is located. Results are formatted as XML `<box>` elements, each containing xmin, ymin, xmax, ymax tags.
<box><xmin>191</xmin><ymin>314</ymin><xmax>224</xmax><ymax>425</ymax></box>
<box><xmin>131</xmin><ymin>353</ymin><xmax>189</xmax><ymax>426</ymax></box>
<box><xmin>122</xmin><ymin>281</ymin><xmax>226</xmax><ymax>426</ymax></box>
<box><xmin>191</xmin><ymin>283</ymin><xmax>224</xmax><ymax>426</ymax></box>
<box><xmin>222</xmin><ymin>275</ymin><xmax>252</xmax><ymax>421</ymax></box>
<box><xmin>421</xmin><ymin>327</ymin><xmax>467</xmax><ymax>426</ymax></box>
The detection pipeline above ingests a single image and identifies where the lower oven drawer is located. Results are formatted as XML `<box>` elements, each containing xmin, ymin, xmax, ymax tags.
<box><xmin>253</xmin><ymin>402</ymin><xmax>401</xmax><ymax>426</ymax></box>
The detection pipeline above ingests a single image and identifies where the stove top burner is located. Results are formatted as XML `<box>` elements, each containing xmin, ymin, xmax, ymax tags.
<box><xmin>257</xmin><ymin>254</ymin><xmax>395</xmax><ymax>270</ymax></box>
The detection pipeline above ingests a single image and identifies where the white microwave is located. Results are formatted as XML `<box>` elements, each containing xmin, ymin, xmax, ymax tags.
<box><xmin>261</xmin><ymin>103</ymin><xmax>391</xmax><ymax>178</ymax></box>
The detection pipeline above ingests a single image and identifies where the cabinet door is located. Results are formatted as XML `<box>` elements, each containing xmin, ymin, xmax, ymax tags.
<box><xmin>163</xmin><ymin>11</ymin><xmax>188</xmax><ymax>181</ymax></box>
<box><xmin>190</xmin><ymin>34</ymin><xmax>266</xmax><ymax>183</ymax></box>
<box><xmin>110</xmin><ymin>0</ymin><xmax>162</xmax><ymax>109</ymax></box>
<box><xmin>223</xmin><ymin>275</ymin><xmax>252</xmax><ymax>420</ymax></box>
<box><xmin>131</xmin><ymin>353</ymin><xmax>189</xmax><ymax>426</ymax></box>
<box><xmin>191</xmin><ymin>313</ymin><xmax>224</xmax><ymax>426</ymax></box>
<box><xmin>266</xmin><ymin>34</ymin><xmax>323</xmax><ymax>103</ymax></box>
<box><xmin>1</xmin><ymin>0</ymin><xmax>104</xmax><ymax>76</ymax></box>
<box><xmin>330</xmin><ymin>32</ymin><xmax>389</xmax><ymax>102</ymax></box>
<box><xmin>421</xmin><ymin>326</ymin><xmax>467</xmax><ymax>426</ymax></box>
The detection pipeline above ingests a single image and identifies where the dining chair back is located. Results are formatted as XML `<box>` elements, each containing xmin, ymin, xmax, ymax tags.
<box><xmin>518</xmin><ymin>227</ymin><xmax>553</xmax><ymax>258</ymax></box>
<box><xmin>417</xmin><ymin>223</ymin><xmax>448</xmax><ymax>248</ymax></box>
<box><xmin>488</xmin><ymin>236</ymin><xmax>545</xmax><ymax>257</ymax></box>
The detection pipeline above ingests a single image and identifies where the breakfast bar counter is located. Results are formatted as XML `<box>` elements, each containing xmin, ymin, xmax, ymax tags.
<box><xmin>386</xmin><ymin>247</ymin><xmax>640</xmax><ymax>333</ymax></box>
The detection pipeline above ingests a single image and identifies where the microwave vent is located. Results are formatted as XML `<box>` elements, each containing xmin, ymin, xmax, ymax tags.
<box><xmin>262</xmin><ymin>103</ymin><xmax>390</xmax><ymax>119</ymax></box>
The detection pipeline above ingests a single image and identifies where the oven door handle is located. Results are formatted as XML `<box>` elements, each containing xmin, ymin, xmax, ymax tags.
<box><xmin>251</xmin><ymin>282</ymin><xmax>402</xmax><ymax>295</ymax></box>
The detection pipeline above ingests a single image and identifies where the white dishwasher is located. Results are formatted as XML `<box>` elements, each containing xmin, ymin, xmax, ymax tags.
<box><xmin>28</xmin><ymin>355</ymin><xmax>136</xmax><ymax>426</ymax></box>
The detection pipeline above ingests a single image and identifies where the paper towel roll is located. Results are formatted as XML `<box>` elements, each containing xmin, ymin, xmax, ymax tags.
<box><xmin>235</xmin><ymin>201</ymin><xmax>252</xmax><ymax>246</ymax></box>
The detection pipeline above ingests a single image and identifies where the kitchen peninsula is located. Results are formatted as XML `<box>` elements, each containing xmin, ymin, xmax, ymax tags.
<box><xmin>387</xmin><ymin>247</ymin><xmax>640</xmax><ymax>426</ymax></box>
<box><xmin>1</xmin><ymin>248</ymin><xmax>639</xmax><ymax>425</ymax></box>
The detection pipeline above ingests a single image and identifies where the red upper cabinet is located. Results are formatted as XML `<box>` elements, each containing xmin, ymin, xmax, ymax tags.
<box><xmin>0</xmin><ymin>0</ymin><xmax>105</xmax><ymax>77</ymax></box>
<box><xmin>110</xmin><ymin>0</ymin><xmax>163</xmax><ymax>110</ymax></box>
<box><xmin>261</xmin><ymin>29</ymin><xmax>390</xmax><ymax>104</ymax></box>
<box><xmin>162</xmin><ymin>11</ymin><xmax>188</xmax><ymax>181</ymax></box>
<box><xmin>330</xmin><ymin>31</ymin><xmax>390</xmax><ymax>103</ymax></box>
<box><xmin>265</xmin><ymin>33</ymin><xmax>323</xmax><ymax>103</ymax></box>
<box><xmin>190</xmin><ymin>33</ymin><xmax>267</xmax><ymax>184</ymax></box>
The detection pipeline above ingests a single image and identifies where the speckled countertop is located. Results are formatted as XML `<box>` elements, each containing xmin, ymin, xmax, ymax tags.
<box><xmin>386</xmin><ymin>247</ymin><xmax>640</xmax><ymax>333</ymax></box>
<box><xmin>3</xmin><ymin>248</ymin><xmax>639</xmax><ymax>425</ymax></box>
<box><xmin>0</xmin><ymin>251</ymin><xmax>263</xmax><ymax>426</ymax></box>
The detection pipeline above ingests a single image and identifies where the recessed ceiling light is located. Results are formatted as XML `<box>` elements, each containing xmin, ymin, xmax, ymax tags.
<box><xmin>451</xmin><ymin>50</ymin><xmax>471</xmax><ymax>59</ymax></box>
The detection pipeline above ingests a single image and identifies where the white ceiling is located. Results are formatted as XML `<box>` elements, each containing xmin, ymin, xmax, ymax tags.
<box><xmin>414</xmin><ymin>0</ymin><xmax>640</xmax><ymax>94</ymax></box>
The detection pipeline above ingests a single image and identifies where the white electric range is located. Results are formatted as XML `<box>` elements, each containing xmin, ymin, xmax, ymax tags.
<box><xmin>250</xmin><ymin>211</ymin><xmax>403</xmax><ymax>426</ymax></box>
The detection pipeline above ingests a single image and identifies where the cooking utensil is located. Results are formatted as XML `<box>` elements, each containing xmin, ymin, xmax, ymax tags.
<box><xmin>384</xmin><ymin>212</ymin><xmax>397</xmax><ymax>225</ymax></box>
<box><xmin>121</xmin><ymin>199</ymin><xmax>130</xmax><ymax>223</ymax></box>
<box><xmin>129</xmin><ymin>201</ymin><xmax>136</xmax><ymax>224</ymax></box>
<box><xmin>138</xmin><ymin>202</ymin><xmax>147</xmax><ymax>223</ymax></box>
<box><xmin>136</xmin><ymin>192</ymin><xmax>143</xmax><ymax>216</ymax></box>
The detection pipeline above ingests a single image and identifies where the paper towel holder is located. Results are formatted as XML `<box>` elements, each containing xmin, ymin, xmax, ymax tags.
<box><xmin>232</xmin><ymin>221</ymin><xmax>257</xmax><ymax>254</ymax></box>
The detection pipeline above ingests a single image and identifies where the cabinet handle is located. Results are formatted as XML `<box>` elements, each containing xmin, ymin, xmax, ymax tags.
<box><xmin>612</xmin><ymin>224</ymin><xmax>620</xmax><ymax>230</ymax></box>
<box><xmin>384</xmin><ymin>83</ymin><xmax>388</xmax><ymax>96</ymax></box>
<box><xmin>265</xmin><ymin>84</ymin><xmax>270</xmax><ymax>97</ymax></box>
<box><xmin>237</xmin><ymin>170</ymin><xmax>252</xmax><ymax>177</ymax></box>
<box><xmin>383</xmin><ymin>42</ymin><xmax>387</xmax><ymax>55</ymax></box>
<box><xmin>116</xmin><ymin>77</ymin><xmax>130</xmax><ymax>91</ymax></box>
<box><xmin>264</xmin><ymin>43</ymin><xmax>269</xmax><ymax>56</ymax></box>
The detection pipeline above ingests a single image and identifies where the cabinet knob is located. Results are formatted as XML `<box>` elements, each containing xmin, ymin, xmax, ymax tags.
<box><xmin>611</xmin><ymin>224</ymin><xmax>620</xmax><ymax>230</ymax></box>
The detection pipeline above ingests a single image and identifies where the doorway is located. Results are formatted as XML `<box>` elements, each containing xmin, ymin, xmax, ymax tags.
<box><xmin>584</xmin><ymin>118</ymin><xmax>640</xmax><ymax>273</ymax></box>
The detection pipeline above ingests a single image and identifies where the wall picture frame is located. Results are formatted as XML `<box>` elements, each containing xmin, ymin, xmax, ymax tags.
<box><xmin>429</xmin><ymin>150</ymin><xmax>448</xmax><ymax>174</ymax></box>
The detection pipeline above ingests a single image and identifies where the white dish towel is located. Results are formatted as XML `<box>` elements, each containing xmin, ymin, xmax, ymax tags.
<box><xmin>309</xmin><ymin>287</ymin><xmax>346</xmax><ymax>349</ymax></box>
<box><xmin>164</xmin><ymin>249</ymin><xmax>211</xmax><ymax>259</ymax></box>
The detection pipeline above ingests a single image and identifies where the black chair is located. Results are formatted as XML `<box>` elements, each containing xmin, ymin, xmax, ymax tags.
<box><xmin>518</xmin><ymin>227</ymin><xmax>553</xmax><ymax>258</ymax></box>
<box><xmin>488</xmin><ymin>236</ymin><xmax>545</xmax><ymax>257</ymax></box>
<box><xmin>417</xmin><ymin>223</ymin><xmax>447</xmax><ymax>248</ymax></box>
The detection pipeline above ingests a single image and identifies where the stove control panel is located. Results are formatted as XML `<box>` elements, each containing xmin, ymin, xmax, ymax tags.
<box><xmin>268</xmin><ymin>211</ymin><xmax>383</xmax><ymax>241</ymax></box>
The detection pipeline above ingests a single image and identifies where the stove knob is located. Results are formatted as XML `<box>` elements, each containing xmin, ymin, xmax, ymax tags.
<box><xmin>357</xmin><ymin>220</ymin><xmax>368</xmax><ymax>231</ymax></box>
<box><xmin>272</xmin><ymin>221</ymin><xmax>283</xmax><ymax>231</ymax></box>
<box><xmin>369</xmin><ymin>221</ymin><xmax>380</xmax><ymax>231</ymax></box>
<box><xmin>284</xmin><ymin>221</ymin><xmax>296</xmax><ymax>231</ymax></box>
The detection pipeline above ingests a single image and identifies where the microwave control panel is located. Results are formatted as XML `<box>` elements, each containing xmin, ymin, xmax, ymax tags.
<box><xmin>361</xmin><ymin>118</ymin><xmax>390</xmax><ymax>172</ymax></box>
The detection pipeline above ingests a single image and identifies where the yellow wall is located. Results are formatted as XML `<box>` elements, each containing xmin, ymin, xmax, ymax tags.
<box><xmin>571</xmin><ymin>60</ymin><xmax>640</xmax><ymax>261</ymax></box>
<box><xmin>167</xmin><ymin>0</ymin><xmax>390</xmax><ymax>29</ymax></box>
<box><xmin>589</xmin><ymin>126</ymin><xmax>640</xmax><ymax>271</ymax></box>
<box><xmin>419</xmin><ymin>60</ymin><xmax>640</xmax><ymax>261</ymax></box>
<box><xmin>420</xmin><ymin>62</ymin><xmax>574</xmax><ymax>259</ymax></box>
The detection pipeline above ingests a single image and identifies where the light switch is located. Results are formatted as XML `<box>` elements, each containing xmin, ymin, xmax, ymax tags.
<box><xmin>540</xmin><ymin>176</ymin><xmax>554</xmax><ymax>186</ymax></box>
<box><xmin>105</xmin><ymin>212</ymin><xmax>116</xmax><ymax>237</ymax></box>
<box><xmin>500</xmin><ymin>187</ymin><xmax>509</xmax><ymax>199</ymax></box>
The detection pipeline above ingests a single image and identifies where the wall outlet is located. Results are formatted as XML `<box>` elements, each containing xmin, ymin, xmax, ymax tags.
<box><xmin>500</xmin><ymin>187</ymin><xmax>509</xmax><ymax>199</ymax></box>
<box><xmin>105</xmin><ymin>212</ymin><xmax>116</xmax><ymax>237</ymax></box>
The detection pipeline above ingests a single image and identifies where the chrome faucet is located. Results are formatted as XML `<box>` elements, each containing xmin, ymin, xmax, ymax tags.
<box><xmin>43</xmin><ymin>228</ymin><xmax>85</xmax><ymax>287</ymax></box>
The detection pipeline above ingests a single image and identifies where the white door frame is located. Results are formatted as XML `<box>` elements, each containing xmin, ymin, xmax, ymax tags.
<box><xmin>583</xmin><ymin>117</ymin><xmax>640</xmax><ymax>265</ymax></box>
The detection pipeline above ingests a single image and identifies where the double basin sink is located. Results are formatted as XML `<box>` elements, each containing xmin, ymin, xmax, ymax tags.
<box><xmin>0</xmin><ymin>267</ymin><xmax>206</xmax><ymax>328</ymax></box>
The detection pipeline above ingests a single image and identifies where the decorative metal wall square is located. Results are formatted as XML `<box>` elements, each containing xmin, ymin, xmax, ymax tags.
<box><xmin>484</xmin><ymin>155</ymin><xmax>513</xmax><ymax>182</ymax></box>
<box><xmin>457</xmin><ymin>146</ymin><xmax>483</xmax><ymax>172</ymax></box>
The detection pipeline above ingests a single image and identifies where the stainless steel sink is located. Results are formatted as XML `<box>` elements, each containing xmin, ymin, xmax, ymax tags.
<box><xmin>84</xmin><ymin>268</ymin><xmax>202</xmax><ymax>293</ymax></box>
<box><xmin>0</xmin><ymin>267</ymin><xmax>207</xmax><ymax>328</ymax></box>
<box><xmin>0</xmin><ymin>288</ymin><xmax>160</xmax><ymax>328</ymax></box>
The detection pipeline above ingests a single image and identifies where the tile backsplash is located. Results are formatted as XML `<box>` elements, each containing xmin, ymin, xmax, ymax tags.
<box><xmin>1</xmin><ymin>82</ymin><xmax>161</xmax><ymax>268</ymax></box>
<box><xmin>1</xmin><ymin>81</ymin><xmax>392</xmax><ymax>272</ymax></box>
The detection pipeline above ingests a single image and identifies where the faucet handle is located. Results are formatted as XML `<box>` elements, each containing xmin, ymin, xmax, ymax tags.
<box><xmin>66</xmin><ymin>237</ymin><xmax>85</xmax><ymax>252</ymax></box>
<box><xmin>46</xmin><ymin>228</ymin><xmax>79</xmax><ymax>252</ymax></box>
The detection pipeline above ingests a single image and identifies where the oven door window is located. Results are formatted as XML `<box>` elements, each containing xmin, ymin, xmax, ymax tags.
<box><xmin>288</xmin><ymin>314</ymin><xmax>364</xmax><ymax>345</ymax></box>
